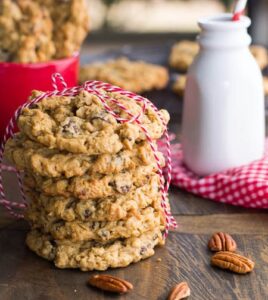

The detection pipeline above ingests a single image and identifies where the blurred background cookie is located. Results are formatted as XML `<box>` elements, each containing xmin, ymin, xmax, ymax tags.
<box><xmin>169</xmin><ymin>40</ymin><xmax>199</xmax><ymax>72</ymax></box>
<box><xmin>264</xmin><ymin>77</ymin><xmax>268</xmax><ymax>96</ymax></box>
<box><xmin>172</xmin><ymin>75</ymin><xmax>187</xmax><ymax>97</ymax></box>
<box><xmin>250</xmin><ymin>45</ymin><xmax>268</xmax><ymax>70</ymax></box>
<box><xmin>80</xmin><ymin>57</ymin><xmax>169</xmax><ymax>93</ymax></box>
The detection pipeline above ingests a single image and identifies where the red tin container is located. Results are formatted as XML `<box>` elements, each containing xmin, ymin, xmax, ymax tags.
<box><xmin>0</xmin><ymin>53</ymin><xmax>79</xmax><ymax>140</ymax></box>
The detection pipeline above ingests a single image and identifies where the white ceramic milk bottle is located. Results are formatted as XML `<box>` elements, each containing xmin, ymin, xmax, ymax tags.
<box><xmin>182</xmin><ymin>14</ymin><xmax>265</xmax><ymax>176</ymax></box>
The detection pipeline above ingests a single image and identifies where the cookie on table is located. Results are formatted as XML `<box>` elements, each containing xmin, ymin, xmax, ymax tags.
<box><xmin>26</xmin><ymin>174</ymin><xmax>161</xmax><ymax>223</ymax></box>
<box><xmin>172</xmin><ymin>75</ymin><xmax>187</xmax><ymax>97</ymax></box>
<box><xmin>27</xmin><ymin>206</ymin><xmax>164</xmax><ymax>243</ymax></box>
<box><xmin>169</xmin><ymin>40</ymin><xmax>199</xmax><ymax>72</ymax></box>
<box><xmin>26</xmin><ymin>228</ymin><xmax>164</xmax><ymax>271</ymax></box>
<box><xmin>17</xmin><ymin>90</ymin><xmax>169</xmax><ymax>155</ymax></box>
<box><xmin>24</xmin><ymin>164</ymin><xmax>162</xmax><ymax>200</ymax></box>
<box><xmin>264</xmin><ymin>77</ymin><xmax>268</xmax><ymax>96</ymax></box>
<box><xmin>79</xmin><ymin>57</ymin><xmax>169</xmax><ymax>93</ymax></box>
<box><xmin>5</xmin><ymin>133</ymin><xmax>164</xmax><ymax>178</ymax></box>
<box><xmin>250</xmin><ymin>45</ymin><xmax>268</xmax><ymax>70</ymax></box>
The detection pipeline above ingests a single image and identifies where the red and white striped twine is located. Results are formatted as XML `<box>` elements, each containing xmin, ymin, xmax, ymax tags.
<box><xmin>232</xmin><ymin>0</ymin><xmax>247</xmax><ymax>21</ymax></box>
<box><xmin>0</xmin><ymin>73</ymin><xmax>176</xmax><ymax>237</ymax></box>
<box><xmin>52</xmin><ymin>73</ymin><xmax>68</xmax><ymax>91</ymax></box>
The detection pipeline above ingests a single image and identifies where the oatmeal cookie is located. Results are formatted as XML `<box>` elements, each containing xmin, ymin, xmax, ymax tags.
<box><xmin>0</xmin><ymin>0</ymin><xmax>21</xmax><ymax>61</ymax></box>
<box><xmin>264</xmin><ymin>77</ymin><xmax>268</xmax><ymax>96</ymax></box>
<box><xmin>0</xmin><ymin>0</ymin><xmax>89</xmax><ymax>63</ymax></box>
<box><xmin>169</xmin><ymin>40</ymin><xmax>199</xmax><ymax>72</ymax></box>
<box><xmin>172</xmin><ymin>75</ymin><xmax>187</xmax><ymax>97</ymax></box>
<box><xmin>26</xmin><ymin>228</ymin><xmax>164</xmax><ymax>271</ymax></box>
<box><xmin>0</xmin><ymin>0</ymin><xmax>55</xmax><ymax>63</ymax></box>
<box><xmin>27</xmin><ymin>206</ymin><xmax>164</xmax><ymax>243</ymax></box>
<box><xmin>24</xmin><ymin>165</ymin><xmax>160</xmax><ymax>200</ymax></box>
<box><xmin>38</xmin><ymin>0</ymin><xmax>89</xmax><ymax>59</ymax></box>
<box><xmin>250</xmin><ymin>45</ymin><xmax>268</xmax><ymax>70</ymax></box>
<box><xmin>26</xmin><ymin>174</ymin><xmax>161</xmax><ymax>223</ymax></box>
<box><xmin>17</xmin><ymin>90</ymin><xmax>169</xmax><ymax>154</ymax></box>
<box><xmin>5</xmin><ymin>133</ymin><xmax>164</xmax><ymax>178</ymax></box>
<box><xmin>79</xmin><ymin>57</ymin><xmax>169</xmax><ymax>93</ymax></box>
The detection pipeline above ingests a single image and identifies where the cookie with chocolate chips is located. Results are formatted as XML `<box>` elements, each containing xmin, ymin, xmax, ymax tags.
<box><xmin>25</xmin><ymin>174</ymin><xmax>162</xmax><ymax>223</ymax></box>
<box><xmin>17</xmin><ymin>90</ymin><xmax>169</xmax><ymax>154</ymax></box>
<box><xmin>26</xmin><ymin>206</ymin><xmax>164</xmax><ymax>243</ymax></box>
<box><xmin>80</xmin><ymin>57</ymin><xmax>169</xmax><ymax>93</ymax></box>
<box><xmin>26</xmin><ymin>228</ymin><xmax>164</xmax><ymax>271</ymax></box>
<box><xmin>5</xmin><ymin>133</ymin><xmax>164</xmax><ymax>178</ymax></box>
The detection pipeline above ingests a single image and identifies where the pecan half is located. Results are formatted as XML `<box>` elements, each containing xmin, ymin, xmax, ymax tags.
<box><xmin>208</xmin><ymin>232</ymin><xmax>237</xmax><ymax>252</ymax></box>
<box><xmin>211</xmin><ymin>251</ymin><xmax>255</xmax><ymax>274</ymax></box>
<box><xmin>88</xmin><ymin>274</ymin><xmax>133</xmax><ymax>294</ymax></box>
<box><xmin>168</xmin><ymin>282</ymin><xmax>190</xmax><ymax>300</ymax></box>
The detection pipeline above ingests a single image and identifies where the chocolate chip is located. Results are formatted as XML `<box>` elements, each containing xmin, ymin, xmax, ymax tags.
<box><xmin>53</xmin><ymin>221</ymin><xmax>64</xmax><ymax>231</ymax></box>
<box><xmin>71</xmin><ymin>106</ymin><xmax>78</xmax><ymax>115</ymax></box>
<box><xmin>65</xmin><ymin>200</ymin><xmax>76</xmax><ymax>209</ymax></box>
<box><xmin>123</xmin><ymin>137</ymin><xmax>133</xmax><ymax>142</ymax></box>
<box><xmin>120</xmin><ymin>185</ymin><xmax>131</xmax><ymax>194</ymax></box>
<box><xmin>91</xmin><ymin>112</ymin><xmax>111</xmax><ymax>123</ymax></box>
<box><xmin>111</xmin><ymin>178</ymin><xmax>132</xmax><ymax>194</ymax></box>
<box><xmin>152</xmin><ymin>234</ymin><xmax>158</xmax><ymax>241</ymax></box>
<box><xmin>62</xmin><ymin>120</ymin><xmax>80</xmax><ymax>135</ymax></box>
<box><xmin>91</xmin><ymin>222</ymin><xmax>99</xmax><ymax>230</ymax></box>
<box><xmin>84</xmin><ymin>209</ymin><xmax>91</xmax><ymax>219</ymax></box>
<box><xmin>100</xmin><ymin>230</ymin><xmax>109</xmax><ymax>238</ymax></box>
<box><xmin>78</xmin><ymin>188</ymin><xmax>87</xmax><ymax>197</ymax></box>
<box><xmin>140</xmin><ymin>246</ymin><xmax>147</xmax><ymax>255</ymax></box>
<box><xmin>50</xmin><ymin>240</ymin><xmax>57</xmax><ymax>247</ymax></box>
<box><xmin>108</xmin><ymin>181</ymin><xmax>115</xmax><ymax>187</ymax></box>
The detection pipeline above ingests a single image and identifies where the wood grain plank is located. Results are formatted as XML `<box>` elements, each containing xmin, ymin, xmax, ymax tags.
<box><xmin>169</xmin><ymin>187</ymin><xmax>262</xmax><ymax>215</ymax></box>
<box><xmin>0</xmin><ymin>227</ymin><xmax>267</xmax><ymax>300</ymax></box>
<box><xmin>166</xmin><ymin>232</ymin><xmax>268</xmax><ymax>300</ymax></box>
<box><xmin>174</xmin><ymin>214</ymin><xmax>268</xmax><ymax>235</ymax></box>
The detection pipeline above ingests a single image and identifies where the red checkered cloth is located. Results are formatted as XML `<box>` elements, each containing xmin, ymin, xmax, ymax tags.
<box><xmin>158</xmin><ymin>134</ymin><xmax>268</xmax><ymax>209</ymax></box>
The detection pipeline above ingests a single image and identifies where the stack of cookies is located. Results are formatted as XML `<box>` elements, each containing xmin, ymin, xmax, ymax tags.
<box><xmin>5</xmin><ymin>89</ymin><xmax>170</xmax><ymax>271</ymax></box>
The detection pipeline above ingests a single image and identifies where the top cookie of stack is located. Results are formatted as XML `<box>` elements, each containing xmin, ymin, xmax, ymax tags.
<box><xmin>0</xmin><ymin>0</ymin><xmax>89</xmax><ymax>63</ymax></box>
<box><xmin>15</xmin><ymin>90</ymin><xmax>169</xmax><ymax>155</ymax></box>
<box><xmin>5</xmin><ymin>89</ymin><xmax>170</xmax><ymax>271</ymax></box>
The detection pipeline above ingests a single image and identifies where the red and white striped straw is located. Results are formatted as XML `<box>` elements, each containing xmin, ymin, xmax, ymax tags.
<box><xmin>232</xmin><ymin>0</ymin><xmax>248</xmax><ymax>21</ymax></box>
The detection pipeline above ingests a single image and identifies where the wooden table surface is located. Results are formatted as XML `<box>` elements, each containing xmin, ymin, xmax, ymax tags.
<box><xmin>1</xmin><ymin>42</ymin><xmax>268</xmax><ymax>300</ymax></box>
